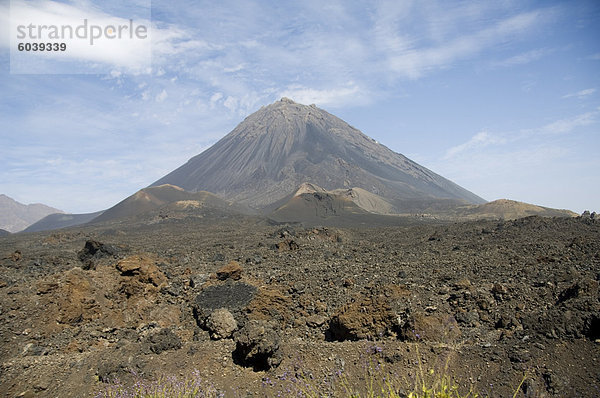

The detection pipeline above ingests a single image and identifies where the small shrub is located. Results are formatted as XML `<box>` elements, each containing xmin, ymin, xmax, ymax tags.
<box><xmin>95</xmin><ymin>370</ymin><xmax>224</xmax><ymax>398</ymax></box>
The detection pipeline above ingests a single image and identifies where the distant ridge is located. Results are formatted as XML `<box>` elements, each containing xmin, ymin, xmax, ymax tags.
<box><xmin>0</xmin><ymin>194</ymin><xmax>64</xmax><ymax>232</ymax></box>
<box><xmin>153</xmin><ymin>98</ymin><xmax>486</xmax><ymax>211</ymax></box>
<box><xmin>24</xmin><ymin>211</ymin><xmax>104</xmax><ymax>233</ymax></box>
<box><xmin>451</xmin><ymin>199</ymin><xmax>577</xmax><ymax>220</ymax></box>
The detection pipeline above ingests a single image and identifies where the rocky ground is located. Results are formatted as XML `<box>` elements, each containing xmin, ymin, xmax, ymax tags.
<box><xmin>0</xmin><ymin>207</ymin><xmax>598</xmax><ymax>397</ymax></box>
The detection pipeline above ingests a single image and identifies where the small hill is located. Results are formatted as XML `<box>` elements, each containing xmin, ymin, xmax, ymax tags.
<box><xmin>0</xmin><ymin>229</ymin><xmax>10</xmax><ymax>237</ymax></box>
<box><xmin>331</xmin><ymin>187</ymin><xmax>397</xmax><ymax>215</ymax></box>
<box><xmin>0</xmin><ymin>194</ymin><xmax>64</xmax><ymax>232</ymax></box>
<box><xmin>91</xmin><ymin>184</ymin><xmax>246</xmax><ymax>224</ymax></box>
<box><xmin>271</xmin><ymin>184</ymin><xmax>367</xmax><ymax>221</ymax></box>
<box><xmin>270</xmin><ymin>185</ymin><xmax>577</xmax><ymax>225</ymax></box>
<box><xmin>269</xmin><ymin>183</ymin><xmax>414</xmax><ymax>226</ymax></box>
<box><xmin>24</xmin><ymin>211</ymin><xmax>105</xmax><ymax>233</ymax></box>
<box><xmin>448</xmin><ymin>199</ymin><xmax>577</xmax><ymax>220</ymax></box>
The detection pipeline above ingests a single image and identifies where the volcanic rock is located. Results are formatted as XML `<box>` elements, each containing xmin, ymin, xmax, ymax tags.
<box><xmin>329</xmin><ymin>285</ymin><xmax>411</xmax><ymax>341</ymax></box>
<box><xmin>232</xmin><ymin>320</ymin><xmax>282</xmax><ymax>371</ymax></box>
<box><xmin>216</xmin><ymin>261</ymin><xmax>243</xmax><ymax>281</ymax></box>
<box><xmin>194</xmin><ymin>280</ymin><xmax>257</xmax><ymax>324</ymax></box>
<box><xmin>143</xmin><ymin>328</ymin><xmax>182</xmax><ymax>354</ymax></box>
<box><xmin>205</xmin><ymin>308</ymin><xmax>238</xmax><ymax>340</ymax></box>
<box><xmin>116</xmin><ymin>255</ymin><xmax>167</xmax><ymax>287</ymax></box>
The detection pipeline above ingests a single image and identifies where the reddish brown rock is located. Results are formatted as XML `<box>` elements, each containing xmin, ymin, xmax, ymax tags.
<box><xmin>400</xmin><ymin>312</ymin><xmax>461</xmax><ymax>343</ymax></box>
<box><xmin>116</xmin><ymin>255</ymin><xmax>167</xmax><ymax>287</ymax></box>
<box><xmin>216</xmin><ymin>260</ymin><xmax>243</xmax><ymax>281</ymax></box>
<box><xmin>329</xmin><ymin>285</ymin><xmax>411</xmax><ymax>341</ymax></box>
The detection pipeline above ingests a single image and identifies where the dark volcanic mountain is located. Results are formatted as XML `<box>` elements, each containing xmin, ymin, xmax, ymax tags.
<box><xmin>24</xmin><ymin>211</ymin><xmax>104</xmax><ymax>233</ymax></box>
<box><xmin>153</xmin><ymin>98</ymin><xmax>485</xmax><ymax>211</ymax></box>
<box><xmin>23</xmin><ymin>185</ymin><xmax>246</xmax><ymax>232</ymax></box>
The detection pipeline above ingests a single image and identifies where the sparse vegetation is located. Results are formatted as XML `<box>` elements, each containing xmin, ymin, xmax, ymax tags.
<box><xmin>96</xmin><ymin>344</ymin><xmax>491</xmax><ymax>398</ymax></box>
<box><xmin>96</xmin><ymin>370</ymin><xmax>225</xmax><ymax>398</ymax></box>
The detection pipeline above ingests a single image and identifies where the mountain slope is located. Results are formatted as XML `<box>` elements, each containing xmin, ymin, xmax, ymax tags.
<box><xmin>269</xmin><ymin>183</ymin><xmax>411</xmax><ymax>227</ymax></box>
<box><xmin>269</xmin><ymin>184</ymin><xmax>576</xmax><ymax>225</ymax></box>
<box><xmin>452</xmin><ymin>199</ymin><xmax>577</xmax><ymax>220</ymax></box>
<box><xmin>152</xmin><ymin>98</ymin><xmax>485</xmax><ymax>211</ymax></box>
<box><xmin>24</xmin><ymin>211</ymin><xmax>104</xmax><ymax>233</ymax></box>
<box><xmin>0</xmin><ymin>194</ymin><xmax>64</xmax><ymax>232</ymax></box>
<box><xmin>91</xmin><ymin>184</ymin><xmax>245</xmax><ymax>223</ymax></box>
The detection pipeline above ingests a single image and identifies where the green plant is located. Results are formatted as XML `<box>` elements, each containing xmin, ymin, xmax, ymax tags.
<box><xmin>97</xmin><ymin>343</ymin><xmax>530</xmax><ymax>397</ymax></box>
<box><xmin>405</xmin><ymin>343</ymin><xmax>476</xmax><ymax>398</ymax></box>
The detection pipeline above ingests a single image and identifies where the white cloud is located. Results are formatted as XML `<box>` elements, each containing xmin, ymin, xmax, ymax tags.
<box><xmin>539</xmin><ymin>111</ymin><xmax>597</xmax><ymax>134</ymax></box>
<box><xmin>562</xmin><ymin>88</ymin><xmax>596</xmax><ymax>99</ymax></box>
<box><xmin>155</xmin><ymin>89</ymin><xmax>168</xmax><ymax>102</ymax></box>
<box><xmin>223</xmin><ymin>96</ymin><xmax>238</xmax><ymax>112</ymax></box>
<box><xmin>0</xmin><ymin>3</ymin><xmax>9</xmax><ymax>48</ymax></box>
<box><xmin>210</xmin><ymin>92</ymin><xmax>223</xmax><ymax>102</ymax></box>
<box><xmin>6</xmin><ymin>0</ymin><xmax>216</xmax><ymax>74</ymax></box>
<box><xmin>279</xmin><ymin>84</ymin><xmax>366</xmax><ymax>108</ymax></box>
<box><xmin>223</xmin><ymin>64</ymin><xmax>245</xmax><ymax>73</ymax></box>
<box><xmin>384</xmin><ymin>8</ymin><xmax>554</xmax><ymax>79</ymax></box>
<box><xmin>444</xmin><ymin>131</ymin><xmax>505</xmax><ymax>159</ymax></box>
<box><xmin>493</xmin><ymin>48</ymin><xmax>549</xmax><ymax>67</ymax></box>
<box><xmin>429</xmin><ymin>110</ymin><xmax>600</xmax><ymax>212</ymax></box>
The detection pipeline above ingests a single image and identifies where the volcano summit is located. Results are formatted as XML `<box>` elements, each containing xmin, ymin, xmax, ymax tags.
<box><xmin>153</xmin><ymin>98</ymin><xmax>485</xmax><ymax>212</ymax></box>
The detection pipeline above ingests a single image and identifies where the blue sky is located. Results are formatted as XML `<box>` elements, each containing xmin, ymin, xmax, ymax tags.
<box><xmin>0</xmin><ymin>0</ymin><xmax>598</xmax><ymax>213</ymax></box>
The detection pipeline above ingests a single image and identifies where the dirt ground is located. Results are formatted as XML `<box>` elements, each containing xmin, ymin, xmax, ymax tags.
<box><xmin>0</xmin><ymin>208</ymin><xmax>598</xmax><ymax>397</ymax></box>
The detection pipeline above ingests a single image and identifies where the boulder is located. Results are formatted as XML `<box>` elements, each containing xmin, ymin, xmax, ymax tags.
<box><xmin>116</xmin><ymin>255</ymin><xmax>167</xmax><ymax>287</ymax></box>
<box><xmin>216</xmin><ymin>261</ymin><xmax>243</xmax><ymax>281</ymax></box>
<box><xmin>400</xmin><ymin>312</ymin><xmax>461</xmax><ymax>342</ymax></box>
<box><xmin>143</xmin><ymin>328</ymin><xmax>182</xmax><ymax>354</ymax></box>
<box><xmin>329</xmin><ymin>285</ymin><xmax>411</xmax><ymax>341</ymax></box>
<box><xmin>205</xmin><ymin>308</ymin><xmax>237</xmax><ymax>339</ymax></box>
<box><xmin>233</xmin><ymin>320</ymin><xmax>282</xmax><ymax>371</ymax></box>
<box><xmin>193</xmin><ymin>280</ymin><xmax>257</xmax><ymax>324</ymax></box>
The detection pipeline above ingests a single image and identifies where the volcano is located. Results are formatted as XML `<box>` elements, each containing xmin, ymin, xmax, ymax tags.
<box><xmin>152</xmin><ymin>98</ymin><xmax>485</xmax><ymax>211</ymax></box>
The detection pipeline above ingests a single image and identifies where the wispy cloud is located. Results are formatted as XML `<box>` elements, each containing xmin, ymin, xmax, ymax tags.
<box><xmin>140</xmin><ymin>1</ymin><xmax>559</xmax><ymax>108</ymax></box>
<box><xmin>444</xmin><ymin>131</ymin><xmax>505</xmax><ymax>160</ymax></box>
<box><xmin>383</xmin><ymin>7</ymin><xmax>556</xmax><ymax>79</ymax></box>
<box><xmin>441</xmin><ymin>109</ymin><xmax>599</xmax><ymax>167</ymax></box>
<box><xmin>279</xmin><ymin>83</ymin><xmax>368</xmax><ymax>108</ymax></box>
<box><xmin>538</xmin><ymin>111</ymin><xmax>597</xmax><ymax>134</ymax></box>
<box><xmin>428</xmin><ymin>110</ymin><xmax>600</xmax><ymax>212</ymax></box>
<box><xmin>492</xmin><ymin>48</ymin><xmax>549</xmax><ymax>67</ymax></box>
<box><xmin>562</xmin><ymin>88</ymin><xmax>596</xmax><ymax>99</ymax></box>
